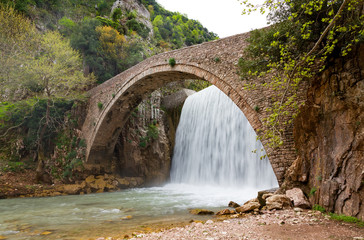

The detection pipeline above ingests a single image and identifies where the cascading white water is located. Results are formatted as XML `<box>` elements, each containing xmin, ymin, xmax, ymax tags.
<box><xmin>170</xmin><ymin>85</ymin><xmax>278</xmax><ymax>189</ymax></box>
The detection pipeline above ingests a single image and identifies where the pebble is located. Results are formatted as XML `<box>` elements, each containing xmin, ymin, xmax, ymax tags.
<box><xmin>294</xmin><ymin>207</ymin><xmax>303</xmax><ymax>212</ymax></box>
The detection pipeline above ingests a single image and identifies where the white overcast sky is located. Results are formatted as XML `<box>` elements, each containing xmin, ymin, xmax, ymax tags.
<box><xmin>155</xmin><ymin>0</ymin><xmax>268</xmax><ymax>38</ymax></box>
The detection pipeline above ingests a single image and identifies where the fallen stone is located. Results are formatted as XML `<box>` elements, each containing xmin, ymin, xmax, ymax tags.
<box><xmin>286</xmin><ymin>188</ymin><xmax>311</xmax><ymax>209</ymax></box>
<box><xmin>294</xmin><ymin>207</ymin><xmax>303</xmax><ymax>212</ymax></box>
<box><xmin>216</xmin><ymin>209</ymin><xmax>235</xmax><ymax>215</ymax></box>
<box><xmin>265</xmin><ymin>194</ymin><xmax>292</xmax><ymax>210</ymax></box>
<box><xmin>257</xmin><ymin>188</ymin><xmax>279</xmax><ymax>206</ymax></box>
<box><xmin>236</xmin><ymin>201</ymin><xmax>260</xmax><ymax>213</ymax></box>
<box><xmin>89</xmin><ymin>178</ymin><xmax>107</xmax><ymax>191</ymax></box>
<box><xmin>189</xmin><ymin>209</ymin><xmax>214</xmax><ymax>215</ymax></box>
<box><xmin>228</xmin><ymin>201</ymin><xmax>240</xmax><ymax>208</ymax></box>
<box><xmin>62</xmin><ymin>184</ymin><xmax>83</xmax><ymax>195</ymax></box>
<box><xmin>85</xmin><ymin>175</ymin><xmax>95</xmax><ymax>184</ymax></box>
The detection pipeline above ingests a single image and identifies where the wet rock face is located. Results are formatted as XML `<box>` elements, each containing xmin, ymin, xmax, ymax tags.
<box><xmin>286</xmin><ymin>45</ymin><xmax>364</xmax><ymax>220</ymax></box>
<box><xmin>112</xmin><ymin>90</ymin><xmax>173</xmax><ymax>186</ymax></box>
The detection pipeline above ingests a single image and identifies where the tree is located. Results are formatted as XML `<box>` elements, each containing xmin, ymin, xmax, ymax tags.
<box><xmin>21</xmin><ymin>30</ymin><xmax>93</xmax><ymax>180</ymax></box>
<box><xmin>239</xmin><ymin>0</ymin><xmax>364</xmax><ymax>147</ymax></box>
<box><xmin>0</xmin><ymin>6</ymin><xmax>94</xmax><ymax>180</ymax></box>
<box><xmin>0</xmin><ymin>4</ymin><xmax>37</xmax><ymax>99</ymax></box>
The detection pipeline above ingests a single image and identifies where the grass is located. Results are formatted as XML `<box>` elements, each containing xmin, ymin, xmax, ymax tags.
<box><xmin>329</xmin><ymin>213</ymin><xmax>364</xmax><ymax>227</ymax></box>
<box><xmin>312</xmin><ymin>204</ymin><xmax>364</xmax><ymax>227</ymax></box>
<box><xmin>312</xmin><ymin>204</ymin><xmax>326</xmax><ymax>213</ymax></box>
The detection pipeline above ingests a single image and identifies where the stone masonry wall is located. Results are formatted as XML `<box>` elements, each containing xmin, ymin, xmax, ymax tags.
<box><xmin>82</xmin><ymin>32</ymin><xmax>306</xmax><ymax>185</ymax></box>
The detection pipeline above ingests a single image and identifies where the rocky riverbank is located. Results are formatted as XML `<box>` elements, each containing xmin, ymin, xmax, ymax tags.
<box><xmin>123</xmin><ymin>209</ymin><xmax>364</xmax><ymax>240</ymax></box>
<box><xmin>90</xmin><ymin>188</ymin><xmax>364</xmax><ymax>240</ymax></box>
<box><xmin>0</xmin><ymin>170</ymin><xmax>144</xmax><ymax>199</ymax></box>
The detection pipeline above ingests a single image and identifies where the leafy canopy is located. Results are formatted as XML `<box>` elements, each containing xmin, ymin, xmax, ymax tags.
<box><xmin>239</xmin><ymin>0</ymin><xmax>364</xmax><ymax>147</ymax></box>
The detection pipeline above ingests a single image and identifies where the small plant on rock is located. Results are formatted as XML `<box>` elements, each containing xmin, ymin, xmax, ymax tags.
<box><xmin>97</xmin><ymin>102</ymin><xmax>103</xmax><ymax>110</ymax></box>
<box><xmin>214</xmin><ymin>57</ymin><xmax>220</xmax><ymax>63</ymax></box>
<box><xmin>168</xmin><ymin>58</ymin><xmax>176</xmax><ymax>67</ymax></box>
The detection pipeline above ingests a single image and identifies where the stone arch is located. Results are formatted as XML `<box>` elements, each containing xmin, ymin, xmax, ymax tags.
<box><xmin>82</xmin><ymin>32</ymin><xmax>299</xmax><ymax>185</ymax></box>
<box><xmin>82</xmin><ymin>64</ymin><xmax>270</xmax><ymax>178</ymax></box>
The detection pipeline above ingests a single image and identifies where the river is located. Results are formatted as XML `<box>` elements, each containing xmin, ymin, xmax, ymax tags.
<box><xmin>0</xmin><ymin>86</ymin><xmax>278</xmax><ymax>239</ymax></box>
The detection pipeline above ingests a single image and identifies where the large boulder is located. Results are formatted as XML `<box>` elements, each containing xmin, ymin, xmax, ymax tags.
<box><xmin>257</xmin><ymin>188</ymin><xmax>279</xmax><ymax>207</ymax></box>
<box><xmin>286</xmin><ymin>188</ymin><xmax>311</xmax><ymax>209</ymax></box>
<box><xmin>265</xmin><ymin>194</ymin><xmax>292</xmax><ymax>210</ymax></box>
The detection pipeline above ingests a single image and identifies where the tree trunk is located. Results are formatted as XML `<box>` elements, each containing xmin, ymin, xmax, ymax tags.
<box><xmin>35</xmin><ymin>96</ymin><xmax>52</xmax><ymax>184</ymax></box>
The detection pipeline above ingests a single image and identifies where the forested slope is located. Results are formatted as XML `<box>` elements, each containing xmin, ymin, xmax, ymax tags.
<box><xmin>0</xmin><ymin>0</ymin><xmax>217</xmax><ymax>182</ymax></box>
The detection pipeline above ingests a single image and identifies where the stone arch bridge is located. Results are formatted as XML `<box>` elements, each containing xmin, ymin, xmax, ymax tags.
<box><xmin>82</xmin><ymin>32</ymin><xmax>300</xmax><ymax>185</ymax></box>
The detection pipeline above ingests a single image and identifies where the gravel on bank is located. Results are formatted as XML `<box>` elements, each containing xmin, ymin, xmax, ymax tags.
<box><xmin>95</xmin><ymin>209</ymin><xmax>364</xmax><ymax>240</ymax></box>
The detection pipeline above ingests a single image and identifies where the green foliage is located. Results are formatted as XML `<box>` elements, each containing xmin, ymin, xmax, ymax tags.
<box><xmin>147</xmin><ymin>123</ymin><xmax>159</xmax><ymax>140</ymax></box>
<box><xmin>126</xmin><ymin>19</ymin><xmax>150</xmax><ymax>38</ymax></box>
<box><xmin>312</xmin><ymin>204</ymin><xmax>326</xmax><ymax>213</ymax></box>
<box><xmin>168</xmin><ymin>58</ymin><xmax>176</xmax><ymax>67</ymax></box>
<box><xmin>53</xmin><ymin>132</ymin><xmax>86</xmax><ymax>181</ymax></box>
<box><xmin>254</xmin><ymin>105</ymin><xmax>260</xmax><ymax>112</ymax></box>
<box><xmin>309</xmin><ymin>187</ymin><xmax>317</xmax><ymax>196</ymax></box>
<box><xmin>214</xmin><ymin>57</ymin><xmax>220</xmax><ymax>63</ymax></box>
<box><xmin>239</xmin><ymin>0</ymin><xmax>364</xmax><ymax>148</ymax></box>
<box><xmin>97</xmin><ymin>102</ymin><xmax>103</xmax><ymax>110</ymax></box>
<box><xmin>59</xmin><ymin>16</ymin><xmax>76</xmax><ymax>36</ymax></box>
<box><xmin>2</xmin><ymin>161</ymin><xmax>25</xmax><ymax>172</ymax></box>
<box><xmin>150</xmin><ymin>6</ymin><xmax>218</xmax><ymax>49</ymax></box>
<box><xmin>185</xmin><ymin>80</ymin><xmax>212</xmax><ymax>92</ymax></box>
<box><xmin>95</xmin><ymin>16</ymin><xmax>121</xmax><ymax>31</ymax></box>
<box><xmin>329</xmin><ymin>213</ymin><xmax>364</xmax><ymax>227</ymax></box>
<box><xmin>138</xmin><ymin>122</ymin><xmax>159</xmax><ymax>148</ymax></box>
<box><xmin>0</xmin><ymin>98</ymin><xmax>75</xmax><ymax>159</ymax></box>
<box><xmin>111</xmin><ymin>8</ymin><xmax>122</xmax><ymax>22</ymax></box>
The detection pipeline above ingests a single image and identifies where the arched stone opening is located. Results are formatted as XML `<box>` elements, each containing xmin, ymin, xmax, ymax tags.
<box><xmin>82</xmin><ymin>64</ymin><xmax>281</xmax><ymax>185</ymax></box>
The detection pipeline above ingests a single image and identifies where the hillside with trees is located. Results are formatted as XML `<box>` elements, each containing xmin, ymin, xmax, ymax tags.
<box><xmin>0</xmin><ymin>0</ymin><xmax>217</xmax><ymax>184</ymax></box>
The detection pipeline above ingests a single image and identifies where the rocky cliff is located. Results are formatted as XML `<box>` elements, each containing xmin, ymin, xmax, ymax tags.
<box><xmin>284</xmin><ymin>45</ymin><xmax>364</xmax><ymax>220</ymax></box>
<box><xmin>111</xmin><ymin>85</ymin><xmax>194</xmax><ymax>186</ymax></box>
<box><xmin>112</xmin><ymin>90</ymin><xmax>172</xmax><ymax>186</ymax></box>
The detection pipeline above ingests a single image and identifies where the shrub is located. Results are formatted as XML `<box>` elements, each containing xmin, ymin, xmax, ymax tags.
<box><xmin>168</xmin><ymin>58</ymin><xmax>176</xmax><ymax>67</ymax></box>
<box><xmin>97</xmin><ymin>102</ymin><xmax>103</xmax><ymax>110</ymax></box>
<box><xmin>147</xmin><ymin>123</ymin><xmax>159</xmax><ymax>140</ymax></box>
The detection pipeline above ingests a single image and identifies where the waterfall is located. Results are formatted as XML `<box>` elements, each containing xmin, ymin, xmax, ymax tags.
<box><xmin>170</xmin><ymin>86</ymin><xmax>278</xmax><ymax>190</ymax></box>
